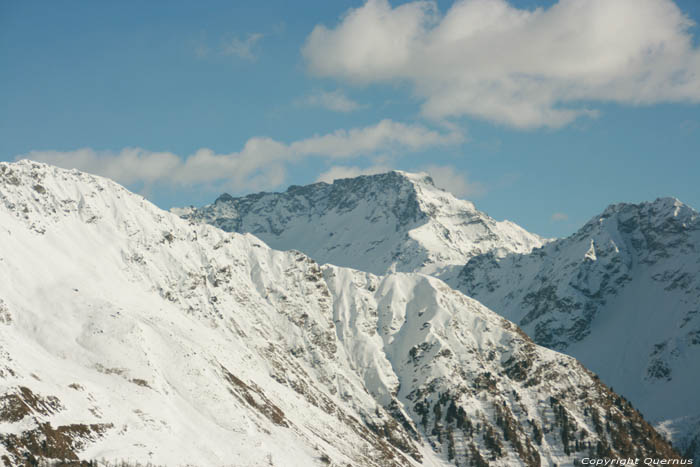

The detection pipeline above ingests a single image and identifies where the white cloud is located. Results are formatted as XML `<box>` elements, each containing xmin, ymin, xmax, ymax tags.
<box><xmin>289</xmin><ymin>119</ymin><xmax>463</xmax><ymax>158</ymax></box>
<box><xmin>297</xmin><ymin>90</ymin><xmax>364</xmax><ymax>112</ymax></box>
<box><xmin>20</xmin><ymin>119</ymin><xmax>462</xmax><ymax>193</ymax></box>
<box><xmin>24</xmin><ymin>146</ymin><xmax>285</xmax><ymax>193</ymax></box>
<box><xmin>303</xmin><ymin>0</ymin><xmax>700</xmax><ymax>128</ymax></box>
<box><xmin>421</xmin><ymin>165</ymin><xmax>485</xmax><ymax>198</ymax></box>
<box><xmin>24</xmin><ymin>148</ymin><xmax>182</xmax><ymax>186</ymax></box>
<box><xmin>222</xmin><ymin>33</ymin><xmax>264</xmax><ymax>60</ymax></box>
<box><xmin>316</xmin><ymin>164</ymin><xmax>390</xmax><ymax>183</ymax></box>
<box><xmin>551</xmin><ymin>212</ymin><xmax>569</xmax><ymax>221</ymax></box>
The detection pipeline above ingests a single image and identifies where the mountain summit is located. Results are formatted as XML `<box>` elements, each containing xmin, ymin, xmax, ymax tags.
<box><xmin>174</xmin><ymin>171</ymin><xmax>545</xmax><ymax>279</ymax></box>
<box><xmin>456</xmin><ymin>196</ymin><xmax>700</xmax><ymax>460</ymax></box>
<box><xmin>0</xmin><ymin>160</ymin><xmax>681</xmax><ymax>465</ymax></box>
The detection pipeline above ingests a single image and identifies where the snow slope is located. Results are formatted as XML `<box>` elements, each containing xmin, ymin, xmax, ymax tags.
<box><xmin>455</xmin><ymin>198</ymin><xmax>700</xmax><ymax>461</ymax></box>
<box><xmin>0</xmin><ymin>161</ymin><xmax>681</xmax><ymax>466</ymax></box>
<box><xmin>174</xmin><ymin>171</ymin><xmax>545</xmax><ymax>279</ymax></box>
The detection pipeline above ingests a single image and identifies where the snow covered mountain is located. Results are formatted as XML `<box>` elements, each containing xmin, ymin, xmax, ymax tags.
<box><xmin>0</xmin><ymin>160</ymin><xmax>682</xmax><ymax>466</ymax></box>
<box><xmin>174</xmin><ymin>171</ymin><xmax>545</xmax><ymax>279</ymax></box>
<box><xmin>455</xmin><ymin>197</ymin><xmax>700</xmax><ymax>461</ymax></box>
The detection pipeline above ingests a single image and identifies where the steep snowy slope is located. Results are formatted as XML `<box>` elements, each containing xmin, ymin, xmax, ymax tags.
<box><xmin>174</xmin><ymin>171</ymin><xmax>545</xmax><ymax>279</ymax></box>
<box><xmin>0</xmin><ymin>161</ymin><xmax>681</xmax><ymax>466</ymax></box>
<box><xmin>455</xmin><ymin>198</ymin><xmax>700</xmax><ymax>460</ymax></box>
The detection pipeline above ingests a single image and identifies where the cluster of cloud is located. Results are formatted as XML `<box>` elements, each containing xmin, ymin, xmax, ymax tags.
<box><xmin>296</xmin><ymin>89</ymin><xmax>364</xmax><ymax>113</ymax></box>
<box><xmin>316</xmin><ymin>164</ymin><xmax>390</xmax><ymax>183</ymax></box>
<box><xmin>21</xmin><ymin>120</ymin><xmax>463</xmax><ymax>193</ymax></box>
<box><xmin>303</xmin><ymin>0</ymin><xmax>700</xmax><ymax>128</ymax></box>
<box><xmin>194</xmin><ymin>32</ymin><xmax>265</xmax><ymax>60</ymax></box>
<box><xmin>222</xmin><ymin>33</ymin><xmax>264</xmax><ymax>60</ymax></box>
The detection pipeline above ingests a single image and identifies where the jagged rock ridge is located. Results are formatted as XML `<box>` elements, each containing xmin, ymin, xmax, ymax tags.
<box><xmin>455</xmin><ymin>197</ymin><xmax>700</xmax><ymax>461</ymax></box>
<box><xmin>0</xmin><ymin>160</ymin><xmax>682</xmax><ymax>465</ymax></box>
<box><xmin>174</xmin><ymin>171</ymin><xmax>546</xmax><ymax>279</ymax></box>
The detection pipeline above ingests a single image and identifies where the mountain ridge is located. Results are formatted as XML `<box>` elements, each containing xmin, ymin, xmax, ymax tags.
<box><xmin>174</xmin><ymin>170</ymin><xmax>546</xmax><ymax>279</ymax></box>
<box><xmin>177</xmin><ymin>170</ymin><xmax>700</xmax><ymax>461</ymax></box>
<box><xmin>455</xmin><ymin>196</ymin><xmax>700</xmax><ymax>461</ymax></box>
<box><xmin>0</xmin><ymin>160</ymin><xmax>683</xmax><ymax>465</ymax></box>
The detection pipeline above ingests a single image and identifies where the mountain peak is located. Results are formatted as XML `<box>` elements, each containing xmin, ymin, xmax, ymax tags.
<box><xmin>305</xmin><ymin>170</ymin><xmax>437</xmax><ymax>195</ymax></box>
<box><xmin>601</xmin><ymin>197</ymin><xmax>696</xmax><ymax>221</ymax></box>
<box><xmin>456</xmin><ymin>195</ymin><xmax>700</xmax><ymax>461</ymax></box>
<box><xmin>321</xmin><ymin>170</ymin><xmax>437</xmax><ymax>194</ymax></box>
<box><xmin>390</xmin><ymin>170</ymin><xmax>436</xmax><ymax>186</ymax></box>
<box><xmin>215</xmin><ymin>192</ymin><xmax>236</xmax><ymax>204</ymax></box>
<box><xmin>589</xmin><ymin>197</ymin><xmax>699</xmax><ymax>242</ymax></box>
<box><xmin>176</xmin><ymin>170</ymin><xmax>544</xmax><ymax>277</ymax></box>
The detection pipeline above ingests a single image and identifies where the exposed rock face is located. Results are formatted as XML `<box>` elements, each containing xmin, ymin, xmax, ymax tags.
<box><xmin>455</xmin><ymin>197</ymin><xmax>700</xmax><ymax>461</ymax></box>
<box><xmin>174</xmin><ymin>171</ymin><xmax>545</xmax><ymax>279</ymax></box>
<box><xmin>0</xmin><ymin>161</ymin><xmax>682</xmax><ymax>465</ymax></box>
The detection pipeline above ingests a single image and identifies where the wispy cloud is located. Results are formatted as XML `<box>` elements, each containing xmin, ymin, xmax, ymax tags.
<box><xmin>222</xmin><ymin>33</ymin><xmax>264</xmax><ymax>60</ymax></box>
<box><xmin>316</xmin><ymin>164</ymin><xmax>390</xmax><ymax>183</ymax></box>
<box><xmin>188</xmin><ymin>31</ymin><xmax>212</xmax><ymax>59</ymax></box>
<box><xmin>21</xmin><ymin>120</ymin><xmax>463</xmax><ymax>193</ymax></box>
<box><xmin>288</xmin><ymin>119</ymin><xmax>463</xmax><ymax>158</ymax></box>
<box><xmin>190</xmin><ymin>31</ymin><xmax>265</xmax><ymax>60</ymax></box>
<box><xmin>303</xmin><ymin>0</ymin><xmax>700</xmax><ymax>129</ymax></box>
<box><xmin>551</xmin><ymin>212</ymin><xmax>569</xmax><ymax>222</ymax></box>
<box><xmin>297</xmin><ymin>89</ymin><xmax>364</xmax><ymax>113</ymax></box>
<box><xmin>421</xmin><ymin>165</ymin><xmax>485</xmax><ymax>199</ymax></box>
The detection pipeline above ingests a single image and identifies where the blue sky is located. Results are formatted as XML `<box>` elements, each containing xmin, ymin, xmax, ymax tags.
<box><xmin>1</xmin><ymin>0</ymin><xmax>699</xmax><ymax>238</ymax></box>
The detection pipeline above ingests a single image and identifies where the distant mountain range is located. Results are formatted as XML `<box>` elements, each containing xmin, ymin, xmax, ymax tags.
<box><xmin>173</xmin><ymin>171</ymin><xmax>545</xmax><ymax>280</ymax></box>
<box><xmin>455</xmin><ymin>197</ymin><xmax>700</xmax><ymax>461</ymax></box>
<box><xmin>178</xmin><ymin>170</ymin><xmax>700</xmax><ymax>463</ymax></box>
<box><xmin>0</xmin><ymin>160</ymin><xmax>683</xmax><ymax>465</ymax></box>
